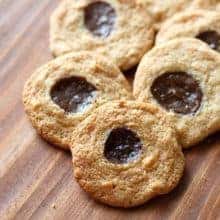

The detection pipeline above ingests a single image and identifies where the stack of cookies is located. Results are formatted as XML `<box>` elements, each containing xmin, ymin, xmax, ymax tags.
<box><xmin>23</xmin><ymin>0</ymin><xmax>220</xmax><ymax>208</ymax></box>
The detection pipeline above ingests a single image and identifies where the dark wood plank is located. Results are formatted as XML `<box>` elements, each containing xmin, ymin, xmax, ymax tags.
<box><xmin>0</xmin><ymin>1</ymin><xmax>219</xmax><ymax>220</ymax></box>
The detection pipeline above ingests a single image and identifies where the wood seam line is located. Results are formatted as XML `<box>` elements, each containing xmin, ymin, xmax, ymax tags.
<box><xmin>0</xmin><ymin>0</ymin><xmax>52</xmax><ymax>84</ymax></box>
<box><xmin>0</xmin><ymin>119</ymin><xmax>32</xmax><ymax>176</ymax></box>
<box><xmin>28</xmin><ymin>167</ymin><xmax>73</xmax><ymax>219</ymax></box>
<box><xmin>171</xmin><ymin>147</ymin><xmax>219</xmax><ymax>219</ymax></box>
<box><xmin>197</xmin><ymin>149</ymin><xmax>220</xmax><ymax>220</ymax></box>
<box><xmin>0</xmin><ymin>0</ymin><xmax>51</xmax><ymax>61</ymax></box>
<box><xmin>0</xmin><ymin>0</ymin><xmax>32</xmax><ymax>30</ymax></box>
<box><xmin>0</xmin><ymin>101</ymin><xmax>23</xmax><ymax>133</ymax></box>
<box><xmin>207</xmin><ymin>195</ymin><xmax>220</xmax><ymax>220</ymax></box>
<box><xmin>2</xmin><ymin>152</ymin><xmax>64</xmax><ymax>220</ymax></box>
<box><xmin>197</xmin><ymin>178</ymin><xmax>220</xmax><ymax>220</ymax></box>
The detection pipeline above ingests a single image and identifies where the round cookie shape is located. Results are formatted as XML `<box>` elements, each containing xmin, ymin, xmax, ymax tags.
<box><xmin>50</xmin><ymin>0</ymin><xmax>154</xmax><ymax>71</ymax></box>
<box><xmin>71</xmin><ymin>101</ymin><xmax>185</xmax><ymax>208</ymax></box>
<box><xmin>136</xmin><ymin>0</ymin><xmax>192</xmax><ymax>29</ymax></box>
<box><xmin>156</xmin><ymin>10</ymin><xmax>220</xmax><ymax>52</ymax></box>
<box><xmin>23</xmin><ymin>52</ymin><xmax>132</xmax><ymax>150</ymax></box>
<box><xmin>134</xmin><ymin>38</ymin><xmax>220</xmax><ymax>148</ymax></box>
<box><xmin>192</xmin><ymin>0</ymin><xmax>220</xmax><ymax>11</ymax></box>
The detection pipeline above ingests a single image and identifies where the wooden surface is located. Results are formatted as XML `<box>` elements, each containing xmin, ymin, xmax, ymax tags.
<box><xmin>0</xmin><ymin>1</ymin><xmax>220</xmax><ymax>219</ymax></box>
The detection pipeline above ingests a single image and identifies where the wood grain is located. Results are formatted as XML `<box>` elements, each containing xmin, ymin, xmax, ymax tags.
<box><xmin>0</xmin><ymin>1</ymin><xmax>219</xmax><ymax>219</ymax></box>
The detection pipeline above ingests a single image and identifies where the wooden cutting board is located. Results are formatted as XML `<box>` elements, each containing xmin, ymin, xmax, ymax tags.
<box><xmin>0</xmin><ymin>1</ymin><xmax>219</xmax><ymax>219</ymax></box>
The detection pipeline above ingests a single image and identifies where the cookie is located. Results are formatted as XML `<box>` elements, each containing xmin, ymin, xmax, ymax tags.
<box><xmin>134</xmin><ymin>38</ymin><xmax>220</xmax><ymax>148</ymax></box>
<box><xmin>137</xmin><ymin>0</ymin><xmax>192</xmax><ymax>29</ymax></box>
<box><xmin>50</xmin><ymin>0</ymin><xmax>154</xmax><ymax>71</ymax></box>
<box><xmin>71</xmin><ymin>101</ymin><xmax>185</xmax><ymax>207</ymax></box>
<box><xmin>23</xmin><ymin>52</ymin><xmax>132</xmax><ymax>150</ymax></box>
<box><xmin>192</xmin><ymin>0</ymin><xmax>220</xmax><ymax>11</ymax></box>
<box><xmin>156</xmin><ymin>10</ymin><xmax>220</xmax><ymax>53</ymax></box>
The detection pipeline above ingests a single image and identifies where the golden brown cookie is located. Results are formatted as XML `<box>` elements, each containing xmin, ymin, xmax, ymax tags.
<box><xmin>50</xmin><ymin>0</ymin><xmax>154</xmax><ymax>71</ymax></box>
<box><xmin>192</xmin><ymin>0</ymin><xmax>220</xmax><ymax>11</ymax></box>
<box><xmin>156</xmin><ymin>9</ymin><xmax>220</xmax><ymax>53</ymax></box>
<box><xmin>134</xmin><ymin>38</ymin><xmax>220</xmax><ymax>148</ymax></box>
<box><xmin>71</xmin><ymin>101</ymin><xmax>185</xmax><ymax>207</ymax></box>
<box><xmin>137</xmin><ymin>0</ymin><xmax>192</xmax><ymax>29</ymax></box>
<box><xmin>23</xmin><ymin>52</ymin><xmax>132</xmax><ymax>150</ymax></box>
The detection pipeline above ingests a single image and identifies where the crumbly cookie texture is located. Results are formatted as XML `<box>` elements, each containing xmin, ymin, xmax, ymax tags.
<box><xmin>50</xmin><ymin>0</ymin><xmax>154</xmax><ymax>71</ymax></box>
<box><xmin>136</xmin><ymin>0</ymin><xmax>192</xmax><ymax>29</ymax></box>
<box><xmin>134</xmin><ymin>38</ymin><xmax>220</xmax><ymax>148</ymax></box>
<box><xmin>192</xmin><ymin>0</ymin><xmax>220</xmax><ymax>11</ymax></box>
<box><xmin>23</xmin><ymin>52</ymin><xmax>132</xmax><ymax>150</ymax></box>
<box><xmin>156</xmin><ymin>10</ymin><xmax>220</xmax><ymax>46</ymax></box>
<box><xmin>71</xmin><ymin>101</ymin><xmax>185</xmax><ymax>208</ymax></box>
